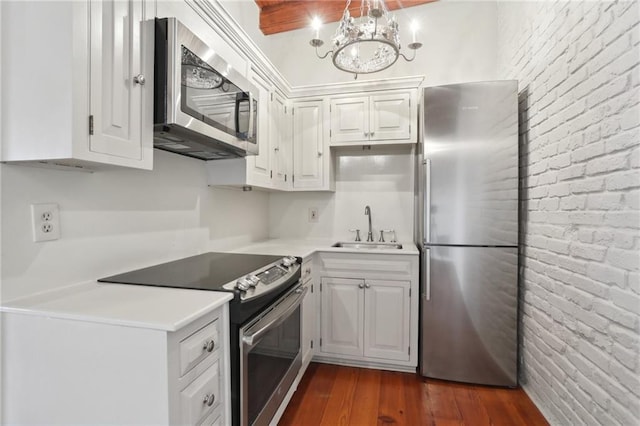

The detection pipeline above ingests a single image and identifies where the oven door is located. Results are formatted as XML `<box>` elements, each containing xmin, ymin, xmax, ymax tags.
<box><xmin>240</xmin><ymin>284</ymin><xmax>306</xmax><ymax>426</ymax></box>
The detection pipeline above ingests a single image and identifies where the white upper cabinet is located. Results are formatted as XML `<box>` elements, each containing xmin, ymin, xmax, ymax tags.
<box><xmin>271</xmin><ymin>92</ymin><xmax>292</xmax><ymax>190</ymax></box>
<box><xmin>329</xmin><ymin>97</ymin><xmax>369</xmax><ymax>144</ymax></box>
<box><xmin>245</xmin><ymin>68</ymin><xmax>273</xmax><ymax>187</ymax></box>
<box><xmin>329</xmin><ymin>90</ymin><xmax>416</xmax><ymax>146</ymax></box>
<box><xmin>0</xmin><ymin>0</ymin><xmax>153</xmax><ymax>170</ymax></box>
<box><xmin>291</xmin><ymin>99</ymin><xmax>333</xmax><ymax>191</ymax></box>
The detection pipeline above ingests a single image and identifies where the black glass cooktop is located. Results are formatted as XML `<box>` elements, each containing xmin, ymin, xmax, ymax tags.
<box><xmin>98</xmin><ymin>252</ymin><xmax>284</xmax><ymax>291</ymax></box>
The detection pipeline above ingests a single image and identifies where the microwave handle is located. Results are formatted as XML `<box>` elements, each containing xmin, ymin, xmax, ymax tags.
<box><xmin>247</xmin><ymin>92</ymin><xmax>256</xmax><ymax>141</ymax></box>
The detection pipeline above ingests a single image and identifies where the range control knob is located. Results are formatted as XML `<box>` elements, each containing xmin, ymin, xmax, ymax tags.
<box><xmin>282</xmin><ymin>256</ymin><xmax>297</xmax><ymax>267</ymax></box>
<box><xmin>236</xmin><ymin>277</ymin><xmax>252</xmax><ymax>291</ymax></box>
<box><xmin>247</xmin><ymin>275</ymin><xmax>260</xmax><ymax>287</ymax></box>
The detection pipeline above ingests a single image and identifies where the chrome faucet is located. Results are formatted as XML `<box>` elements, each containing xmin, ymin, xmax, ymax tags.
<box><xmin>364</xmin><ymin>205</ymin><xmax>374</xmax><ymax>242</ymax></box>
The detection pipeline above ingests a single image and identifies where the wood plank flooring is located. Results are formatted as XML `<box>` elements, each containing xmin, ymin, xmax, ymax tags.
<box><xmin>279</xmin><ymin>363</ymin><xmax>548</xmax><ymax>426</ymax></box>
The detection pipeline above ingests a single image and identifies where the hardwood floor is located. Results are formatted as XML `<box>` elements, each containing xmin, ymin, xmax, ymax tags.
<box><xmin>279</xmin><ymin>363</ymin><xmax>549</xmax><ymax>426</ymax></box>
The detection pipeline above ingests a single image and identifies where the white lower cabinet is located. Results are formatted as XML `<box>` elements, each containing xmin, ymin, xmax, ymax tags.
<box><xmin>2</xmin><ymin>305</ymin><xmax>231</xmax><ymax>425</ymax></box>
<box><xmin>320</xmin><ymin>277</ymin><xmax>410</xmax><ymax>362</ymax></box>
<box><xmin>364</xmin><ymin>279</ymin><xmax>411</xmax><ymax>361</ymax></box>
<box><xmin>321</xmin><ymin>277</ymin><xmax>365</xmax><ymax>357</ymax></box>
<box><xmin>300</xmin><ymin>257</ymin><xmax>316</xmax><ymax>368</ymax></box>
<box><xmin>316</xmin><ymin>252</ymin><xmax>419</xmax><ymax>371</ymax></box>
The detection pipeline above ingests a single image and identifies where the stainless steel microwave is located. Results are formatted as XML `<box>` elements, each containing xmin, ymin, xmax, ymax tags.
<box><xmin>154</xmin><ymin>18</ymin><xmax>258</xmax><ymax>160</ymax></box>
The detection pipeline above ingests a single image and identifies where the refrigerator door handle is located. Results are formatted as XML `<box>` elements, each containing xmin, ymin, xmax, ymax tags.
<box><xmin>424</xmin><ymin>158</ymin><xmax>432</xmax><ymax>244</ymax></box>
<box><xmin>422</xmin><ymin>247</ymin><xmax>431</xmax><ymax>301</ymax></box>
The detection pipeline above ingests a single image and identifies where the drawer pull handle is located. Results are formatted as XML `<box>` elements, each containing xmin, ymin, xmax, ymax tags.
<box><xmin>203</xmin><ymin>340</ymin><xmax>215</xmax><ymax>353</ymax></box>
<box><xmin>305</xmin><ymin>268</ymin><xmax>311</xmax><ymax>275</ymax></box>
<box><xmin>203</xmin><ymin>393</ymin><xmax>215</xmax><ymax>407</ymax></box>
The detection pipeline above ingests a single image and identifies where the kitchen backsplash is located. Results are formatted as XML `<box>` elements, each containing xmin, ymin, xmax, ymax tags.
<box><xmin>0</xmin><ymin>151</ymin><xmax>269</xmax><ymax>301</ymax></box>
<box><xmin>269</xmin><ymin>145</ymin><xmax>415</xmax><ymax>243</ymax></box>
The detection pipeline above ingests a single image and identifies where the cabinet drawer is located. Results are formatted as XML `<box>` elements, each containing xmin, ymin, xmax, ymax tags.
<box><xmin>181</xmin><ymin>361</ymin><xmax>220</xmax><ymax>425</ymax></box>
<box><xmin>180</xmin><ymin>319</ymin><xmax>219</xmax><ymax>376</ymax></box>
<box><xmin>200</xmin><ymin>406</ymin><xmax>222</xmax><ymax>426</ymax></box>
<box><xmin>302</xmin><ymin>259</ymin><xmax>313</xmax><ymax>284</ymax></box>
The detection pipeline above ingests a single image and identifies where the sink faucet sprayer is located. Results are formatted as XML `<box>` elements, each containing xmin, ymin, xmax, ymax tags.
<box><xmin>364</xmin><ymin>205</ymin><xmax>374</xmax><ymax>242</ymax></box>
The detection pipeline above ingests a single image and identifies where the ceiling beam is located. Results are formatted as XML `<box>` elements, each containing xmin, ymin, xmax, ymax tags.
<box><xmin>257</xmin><ymin>0</ymin><xmax>437</xmax><ymax>36</ymax></box>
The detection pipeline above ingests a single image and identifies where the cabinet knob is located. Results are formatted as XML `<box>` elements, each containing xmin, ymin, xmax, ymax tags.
<box><xmin>365</xmin><ymin>283</ymin><xmax>371</xmax><ymax>289</ymax></box>
<box><xmin>203</xmin><ymin>393</ymin><xmax>215</xmax><ymax>407</ymax></box>
<box><xmin>317</xmin><ymin>152</ymin><xmax>323</xmax><ymax>157</ymax></box>
<box><xmin>202</xmin><ymin>339</ymin><xmax>215</xmax><ymax>352</ymax></box>
<box><xmin>370</xmin><ymin>132</ymin><xmax>375</xmax><ymax>137</ymax></box>
<box><xmin>358</xmin><ymin>283</ymin><xmax>364</xmax><ymax>289</ymax></box>
<box><xmin>133</xmin><ymin>74</ymin><xmax>146</xmax><ymax>85</ymax></box>
<box><xmin>274</xmin><ymin>147</ymin><xmax>280</xmax><ymax>152</ymax></box>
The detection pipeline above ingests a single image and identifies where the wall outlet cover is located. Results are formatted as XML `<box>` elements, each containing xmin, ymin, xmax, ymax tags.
<box><xmin>309</xmin><ymin>207</ymin><xmax>319</xmax><ymax>223</ymax></box>
<box><xmin>31</xmin><ymin>203</ymin><xmax>60</xmax><ymax>242</ymax></box>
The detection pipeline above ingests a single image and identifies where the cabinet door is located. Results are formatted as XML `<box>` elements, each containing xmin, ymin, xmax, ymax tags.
<box><xmin>89</xmin><ymin>0</ymin><xmax>152</xmax><ymax>168</ymax></box>
<box><xmin>292</xmin><ymin>100</ymin><xmax>324</xmax><ymax>189</ymax></box>
<box><xmin>301</xmin><ymin>281</ymin><xmax>316</xmax><ymax>366</ymax></box>
<box><xmin>271</xmin><ymin>93</ymin><xmax>292</xmax><ymax>190</ymax></box>
<box><xmin>320</xmin><ymin>277</ymin><xmax>364</xmax><ymax>357</ymax></box>
<box><xmin>330</xmin><ymin>97</ymin><xmax>369</xmax><ymax>144</ymax></box>
<box><xmin>369</xmin><ymin>92</ymin><xmax>412</xmax><ymax>141</ymax></box>
<box><xmin>246</xmin><ymin>68</ymin><xmax>272</xmax><ymax>187</ymax></box>
<box><xmin>364</xmin><ymin>279</ymin><xmax>410</xmax><ymax>361</ymax></box>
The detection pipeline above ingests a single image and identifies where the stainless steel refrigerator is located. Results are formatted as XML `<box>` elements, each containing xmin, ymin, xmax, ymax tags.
<box><xmin>416</xmin><ymin>80</ymin><xmax>519</xmax><ymax>387</ymax></box>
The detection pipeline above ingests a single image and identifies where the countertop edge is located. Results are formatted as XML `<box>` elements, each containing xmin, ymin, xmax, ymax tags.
<box><xmin>1</xmin><ymin>286</ymin><xmax>234</xmax><ymax>332</ymax></box>
<box><xmin>231</xmin><ymin>239</ymin><xmax>419</xmax><ymax>257</ymax></box>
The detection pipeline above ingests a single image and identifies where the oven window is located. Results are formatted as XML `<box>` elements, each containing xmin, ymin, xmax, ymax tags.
<box><xmin>180</xmin><ymin>45</ymin><xmax>248</xmax><ymax>138</ymax></box>
<box><xmin>247</xmin><ymin>306</ymin><xmax>300</xmax><ymax>425</ymax></box>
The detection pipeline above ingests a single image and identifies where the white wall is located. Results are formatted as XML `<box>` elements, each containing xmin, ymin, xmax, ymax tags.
<box><xmin>270</xmin><ymin>146</ymin><xmax>415</xmax><ymax>242</ymax></box>
<box><xmin>0</xmin><ymin>151</ymin><xmax>269</xmax><ymax>301</ymax></box>
<box><xmin>497</xmin><ymin>1</ymin><xmax>640</xmax><ymax>424</ymax></box>
<box><xmin>228</xmin><ymin>0</ymin><xmax>498</xmax><ymax>87</ymax></box>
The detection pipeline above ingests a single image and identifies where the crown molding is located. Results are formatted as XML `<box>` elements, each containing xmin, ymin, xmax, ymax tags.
<box><xmin>289</xmin><ymin>75</ymin><xmax>426</xmax><ymax>98</ymax></box>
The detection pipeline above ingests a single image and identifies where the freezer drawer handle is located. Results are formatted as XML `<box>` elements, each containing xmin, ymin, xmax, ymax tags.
<box><xmin>422</xmin><ymin>249</ymin><xmax>431</xmax><ymax>301</ymax></box>
<box><xmin>424</xmin><ymin>159</ymin><xmax>431</xmax><ymax>244</ymax></box>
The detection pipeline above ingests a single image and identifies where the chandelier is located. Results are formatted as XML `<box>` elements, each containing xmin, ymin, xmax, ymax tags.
<box><xmin>309</xmin><ymin>0</ymin><xmax>422</xmax><ymax>79</ymax></box>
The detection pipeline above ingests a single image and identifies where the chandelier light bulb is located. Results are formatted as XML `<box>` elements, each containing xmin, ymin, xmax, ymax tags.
<box><xmin>311</xmin><ymin>16</ymin><xmax>322</xmax><ymax>39</ymax></box>
<box><xmin>411</xmin><ymin>21</ymin><xmax>419</xmax><ymax>43</ymax></box>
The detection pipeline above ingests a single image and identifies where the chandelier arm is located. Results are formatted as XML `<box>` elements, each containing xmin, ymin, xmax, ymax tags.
<box><xmin>315</xmin><ymin>46</ymin><xmax>334</xmax><ymax>60</ymax></box>
<box><xmin>399</xmin><ymin>50</ymin><xmax>417</xmax><ymax>62</ymax></box>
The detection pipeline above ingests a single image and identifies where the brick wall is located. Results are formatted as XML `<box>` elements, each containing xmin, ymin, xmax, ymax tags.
<box><xmin>496</xmin><ymin>1</ymin><xmax>639</xmax><ymax>424</ymax></box>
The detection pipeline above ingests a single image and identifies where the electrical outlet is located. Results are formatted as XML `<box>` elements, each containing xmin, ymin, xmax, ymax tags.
<box><xmin>309</xmin><ymin>207</ymin><xmax>319</xmax><ymax>223</ymax></box>
<box><xmin>31</xmin><ymin>203</ymin><xmax>60</xmax><ymax>242</ymax></box>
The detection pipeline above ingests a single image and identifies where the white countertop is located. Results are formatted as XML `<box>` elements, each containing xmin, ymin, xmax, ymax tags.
<box><xmin>231</xmin><ymin>238</ymin><xmax>419</xmax><ymax>258</ymax></box>
<box><xmin>1</xmin><ymin>282</ymin><xmax>233</xmax><ymax>332</ymax></box>
<box><xmin>2</xmin><ymin>238</ymin><xmax>416</xmax><ymax>331</ymax></box>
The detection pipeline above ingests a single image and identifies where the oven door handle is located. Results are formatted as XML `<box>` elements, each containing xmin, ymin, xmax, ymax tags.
<box><xmin>242</xmin><ymin>286</ymin><xmax>307</xmax><ymax>349</ymax></box>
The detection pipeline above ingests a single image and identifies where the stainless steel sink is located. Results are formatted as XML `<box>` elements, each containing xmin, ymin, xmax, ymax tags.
<box><xmin>332</xmin><ymin>241</ymin><xmax>403</xmax><ymax>250</ymax></box>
